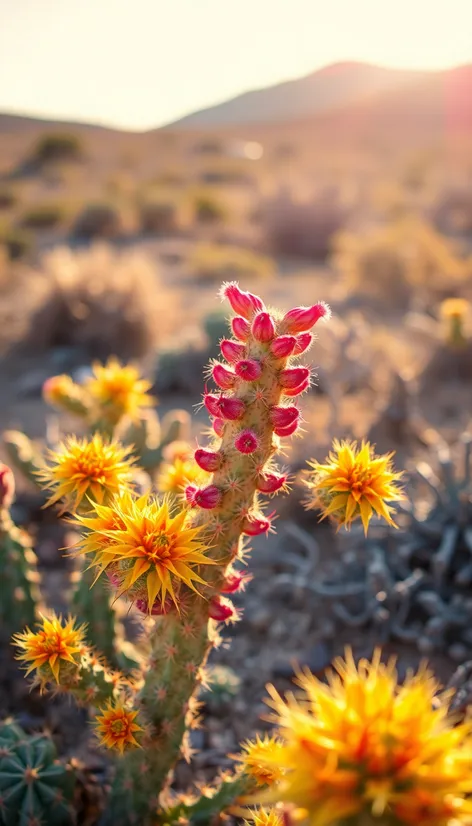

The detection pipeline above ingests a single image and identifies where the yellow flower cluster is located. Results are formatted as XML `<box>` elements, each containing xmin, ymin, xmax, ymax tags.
<box><xmin>306</xmin><ymin>440</ymin><xmax>403</xmax><ymax>534</ymax></box>
<box><xmin>94</xmin><ymin>701</ymin><xmax>142</xmax><ymax>753</ymax></box>
<box><xmin>13</xmin><ymin>614</ymin><xmax>86</xmax><ymax>685</ymax></box>
<box><xmin>85</xmin><ymin>357</ymin><xmax>154</xmax><ymax>426</ymax></box>
<box><xmin>241</xmin><ymin>649</ymin><xmax>472</xmax><ymax>826</ymax></box>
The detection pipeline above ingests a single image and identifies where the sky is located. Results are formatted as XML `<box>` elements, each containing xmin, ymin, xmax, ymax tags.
<box><xmin>1</xmin><ymin>0</ymin><xmax>472</xmax><ymax>131</ymax></box>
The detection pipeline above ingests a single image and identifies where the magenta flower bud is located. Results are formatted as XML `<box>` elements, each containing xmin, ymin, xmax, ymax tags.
<box><xmin>283</xmin><ymin>377</ymin><xmax>310</xmax><ymax>397</ymax></box>
<box><xmin>220</xmin><ymin>339</ymin><xmax>245</xmax><ymax>364</ymax></box>
<box><xmin>105</xmin><ymin>569</ymin><xmax>121</xmax><ymax>589</ymax></box>
<box><xmin>282</xmin><ymin>301</ymin><xmax>331</xmax><ymax>334</ymax></box>
<box><xmin>257</xmin><ymin>472</ymin><xmax>287</xmax><ymax>493</ymax></box>
<box><xmin>234</xmin><ymin>429</ymin><xmax>259</xmax><ymax>454</ymax></box>
<box><xmin>221</xmin><ymin>570</ymin><xmax>252</xmax><ymax>593</ymax></box>
<box><xmin>252</xmin><ymin>312</ymin><xmax>276</xmax><ymax>343</ymax></box>
<box><xmin>235</xmin><ymin>359</ymin><xmax>263</xmax><ymax>381</ymax></box>
<box><xmin>293</xmin><ymin>332</ymin><xmax>313</xmax><ymax>355</ymax></box>
<box><xmin>136</xmin><ymin>597</ymin><xmax>173</xmax><ymax>616</ymax></box>
<box><xmin>221</xmin><ymin>281</ymin><xmax>265</xmax><ymax>319</ymax></box>
<box><xmin>231</xmin><ymin>316</ymin><xmax>251</xmax><ymax>341</ymax></box>
<box><xmin>0</xmin><ymin>464</ymin><xmax>15</xmax><ymax>510</ymax></box>
<box><xmin>194</xmin><ymin>448</ymin><xmax>221</xmax><ymax>472</ymax></box>
<box><xmin>213</xmin><ymin>417</ymin><xmax>225</xmax><ymax>437</ymax></box>
<box><xmin>270</xmin><ymin>405</ymin><xmax>300</xmax><ymax>429</ymax></box>
<box><xmin>274</xmin><ymin>419</ymin><xmax>299</xmax><ymax>437</ymax></box>
<box><xmin>186</xmin><ymin>484</ymin><xmax>222</xmax><ymax>509</ymax></box>
<box><xmin>219</xmin><ymin>397</ymin><xmax>245</xmax><ymax>420</ymax></box>
<box><xmin>208</xmin><ymin>596</ymin><xmax>237</xmax><ymax>622</ymax></box>
<box><xmin>279</xmin><ymin>366</ymin><xmax>310</xmax><ymax>390</ymax></box>
<box><xmin>270</xmin><ymin>335</ymin><xmax>297</xmax><ymax>358</ymax></box>
<box><xmin>204</xmin><ymin>393</ymin><xmax>223</xmax><ymax>417</ymax></box>
<box><xmin>242</xmin><ymin>515</ymin><xmax>271</xmax><ymax>536</ymax></box>
<box><xmin>213</xmin><ymin>363</ymin><xmax>236</xmax><ymax>390</ymax></box>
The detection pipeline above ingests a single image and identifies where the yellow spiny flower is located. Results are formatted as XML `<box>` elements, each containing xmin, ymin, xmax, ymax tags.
<box><xmin>73</xmin><ymin>492</ymin><xmax>214</xmax><ymax>611</ymax></box>
<box><xmin>236</xmin><ymin>734</ymin><xmax>286</xmax><ymax>786</ymax></box>
<box><xmin>94</xmin><ymin>702</ymin><xmax>142</xmax><ymax>753</ymax></box>
<box><xmin>85</xmin><ymin>357</ymin><xmax>154</xmax><ymax>426</ymax></box>
<box><xmin>157</xmin><ymin>456</ymin><xmax>206</xmax><ymax>496</ymax></box>
<box><xmin>37</xmin><ymin>434</ymin><xmax>135</xmax><ymax>514</ymax></box>
<box><xmin>244</xmin><ymin>807</ymin><xmax>284</xmax><ymax>826</ymax></box>
<box><xmin>305</xmin><ymin>439</ymin><xmax>403</xmax><ymax>534</ymax></box>
<box><xmin>248</xmin><ymin>649</ymin><xmax>472</xmax><ymax>826</ymax></box>
<box><xmin>13</xmin><ymin>614</ymin><xmax>86</xmax><ymax>685</ymax></box>
<box><xmin>440</xmin><ymin>297</ymin><xmax>469</xmax><ymax>320</ymax></box>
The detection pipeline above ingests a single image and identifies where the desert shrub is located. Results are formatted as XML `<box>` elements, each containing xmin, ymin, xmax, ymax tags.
<box><xmin>191</xmin><ymin>138</ymin><xmax>224</xmax><ymax>155</ymax></box>
<box><xmin>191</xmin><ymin>190</ymin><xmax>228</xmax><ymax>224</ymax></box>
<box><xmin>0</xmin><ymin>188</ymin><xmax>17</xmax><ymax>209</ymax></box>
<box><xmin>72</xmin><ymin>202</ymin><xmax>124</xmax><ymax>240</ymax></box>
<box><xmin>17</xmin><ymin>244</ymin><xmax>172</xmax><ymax>359</ymax></box>
<box><xmin>432</xmin><ymin>185</ymin><xmax>472</xmax><ymax>236</ymax></box>
<box><xmin>0</xmin><ymin>223</ymin><xmax>32</xmax><ymax>260</ymax></box>
<box><xmin>188</xmin><ymin>242</ymin><xmax>274</xmax><ymax>282</ymax></box>
<box><xmin>260</xmin><ymin>185</ymin><xmax>350</xmax><ymax>260</ymax></box>
<box><xmin>197</xmin><ymin>160</ymin><xmax>253</xmax><ymax>186</ymax></box>
<box><xmin>333</xmin><ymin>216</ymin><xmax>469</xmax><ymax>310</ymax></box>
<box><xmin>19</xmin><ymin>202</ymin><xmax>67</xmax><ymax>230</ymax></box>
<box><xmin>138</xmin><ymin>197</ymin><xmax>180</xmax><ymax>235</ymax></box>
<box><xmin>30</xmin><ymin>132</ymin><xmax>83</xmax><ymax>164</ymax></box>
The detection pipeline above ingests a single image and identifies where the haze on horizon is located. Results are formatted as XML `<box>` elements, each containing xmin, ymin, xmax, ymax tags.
<box><xmin>1</xmin><ymin>0</ymin><xmax>472</xmax><ymax>131</ymax></box>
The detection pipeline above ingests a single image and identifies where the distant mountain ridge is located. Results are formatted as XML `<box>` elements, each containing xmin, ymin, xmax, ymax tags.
<box><xmin>167</xmin><ymin>62</ymin><xmax>434</xmax><ymax>128</ymax></box>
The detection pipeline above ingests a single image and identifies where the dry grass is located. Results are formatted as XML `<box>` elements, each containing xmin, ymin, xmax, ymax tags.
<box><xmin>2</xmin><ymin>244</ymin><xmax>175</xmax><ymax>359</ymax></box>
<box><xmin>188</xmin><ymin>242</ymin><xmax>275</xmax><ymax>282</ymax></box>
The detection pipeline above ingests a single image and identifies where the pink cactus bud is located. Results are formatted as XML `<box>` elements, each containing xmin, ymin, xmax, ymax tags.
<box><xmin>105</xmin><ymin>569</ymin><xmax>121</xmax><ymax>589</ymax></box>
<box><xmin>257</xmin><ymin>472</ymin><xmax>287</xmax><ymax>493</ymax></box>
<box><xmin>208</xmin><ymin>596</ymin><xmax>237</xmax><ymax>622</ymax></box>
<box><xmin>270</xmin><ymin>405</ymin><xmax>300</xmax><ymax>429</ymax></box>
<box><xmin>186</xmin><ymin>484</ymin><xmax>222</xmax><ymax>509</ymax></box>
<box><xmin>293</xmin><ymin>332</ymin><xmax>313</xmax><ymax>355</ymax></box>
<box><xmin>219</xmin><ymin>397</ymin><xmax>245</xmax><ymax>420</ymax></box>
<box><xmin>213</xmin><ymin>363</ymin><xmax>236</xmax><ymax>389</ymax></box>
<box><xmin>194</xmin><ymin>448</ymin><xmax>221</xmax><ymax>472</ymax></box>
<box><xmin>252</xmin><ymin>312</ymin><xmax>276</xmax><ymax>342</ymax></box>
<box><xmin>235</xmin><ymin>359</ymin><xmax>263</xmax><ymax>381</ymax></box>
<box><xmin>242</xmin><ymin>515</ymin><xmax>271</xmax><ymax>536</ymax></box>
<box><xmin>204</xmin><ymin>393</ymin><xmax>223</xmax><ymax>417</ymax></box>
<box><xmin>0</xmin><ymin>464</ymin><xmax>15</xmax><ymax>509</ymax></box>
<box><xmin>270</xmin><ymin>335</ymin><xmax>297</xmax><ymax>358</ymax></box>
<box><xmin>220</xmin><ymin>339</ymin><xmax>245</xmax><ymax>363</ymax></box>
<box><xmin>279</xmin><ymin>366</ymin><xmax>310</xmax><ymax>389</ymax></box>
<box><xmin>136</xmin><ymin>597</ymin><xmax>174</xmax><ymax>616</ymax></box>
<box><xmin>221</xmin><ymin>570</ymin><xmax>252</xmax><ymax>593</ymax></box>
<box><xmin>282</xmin><ymin>301</ymin><xmax>331</xmax><ymax>334</ymax></box>
<box><xmin>274</xmin><ymin>419</ymin><xmax>299</xmax><ymax>437</ymax></box>
<box><xmin>283</xmin><ymin>377</ymin><xmax>310</xmax><ymax>397</ymax></box>
<box><xmin>234</xmin><ymin>429</ymin><xmax>259</xmax><ymax>454</ymax></box>
<box><xmin>231</xmin><ymin>316</ymin><xmax>251</xmax><ymax>341</ymax></box>
<box><xmin>213</xmin><ymin>417</ymin><xmax>225</xmax><ymax>437</ymax></box>
<box><xmin>221</xmin><ymin>282</ymin><xmax>265</xmax><ymax>319</ymax></box>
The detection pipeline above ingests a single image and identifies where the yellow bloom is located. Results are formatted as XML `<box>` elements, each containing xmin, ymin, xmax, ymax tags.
<box><xmin>13</xmin><ymin>614</ymin><xmax>85</xmax><ymax>684</ymax></box>
<box><xmin>157</xmin><ymin>456</ymin><xmax>206</xmax><ymax>496</ymax></box>
<box><xmin>440</xmin><ymin>297</ymin><xmax>469</xmax><ymax>320</ymax></box>
<box><xmin>244</xmin><ymin>807</ymin><xmax>284</xmax><ymax>826</ymax></box>
<box><xmin>94</xmin><ymin>702</ymin><xmax>142</xmax><ymax>753</ymax></box>
<box><xmin>236</xmin><ymin>734</ymin><xmax>286</xmax><ymax>786</ymax></box>
<box><xmin>43</xmin><ymin>374</ymin><xmax>87</xmax><ymax>414</ymax></box>
<box><xmin>85</xmin><ymin>357</ymin><xmax>154</xmax><ymax>426</ymax></box>
<box><xmin>249</xmin><ymin>649</ymin><xmax>472</xmax><ymax>826</ymax></box>
<box><xmin>305</xmin><ymin>439</ymin><xmax>403</xmax><ymax>534</ymax></box>
<box><xmin>37</xmin><ymin>434</ymin><xmax>135</xmax><ymax>514</ymax></box>
<box><xmin>73</xmin><ymin>492</ymin><xmax>214</xmax><ymax>611</ymax></box>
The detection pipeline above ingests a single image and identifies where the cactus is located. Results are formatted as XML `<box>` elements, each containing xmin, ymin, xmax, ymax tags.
<box><xmin>0</xmin><ymin>465</ymin><xmax>40</xmax><ymax>645</ymax></box>
<box><xmin>199</xmin><ymin>664</ymin><xmax>241</xmax><ymax>711</ymax></box>
<box><xmin>3</xmin><ymin>431</ymin><xmax>44</xmax><ymax>492</ymax></box>
<box><xmin>0</xmin><ymin>718</ymin><xmax>76</xmax><ymax>826</ymax></box>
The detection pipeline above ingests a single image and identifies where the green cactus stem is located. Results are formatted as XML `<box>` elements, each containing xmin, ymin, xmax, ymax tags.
<box><xmin>107</xmin><ymin>284</ymin><xmax>329</xmax><ymax>822</ymax></box>
<box><xmin>158</xmin><ymin>771</ymin><xmax>254</xmax><ymax>825</ymax></box>
<box><xmin>0</xmin><ymin>465</ymin><xmax>41</xmax><ymax>644</ymax></box>
<box><xmin>0</xmin><ymin>718</ymin><xmax>76</xmax><ymax>826</ymax></box>
<box><xmin>3</xmin><ymin>431</ymin><xmax>43</xmax><ymax>492</ymax></box>
<box><xmin>71</xmin><ymin>565</ymin><xmax>124</xmax><ymax>671</ymax></box>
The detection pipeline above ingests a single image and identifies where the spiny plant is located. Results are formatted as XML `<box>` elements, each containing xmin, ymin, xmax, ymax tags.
<box><xmin>8</xmin><ymin>281</ymin><xmax>444</xmax><ymax>826</ymax></box>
